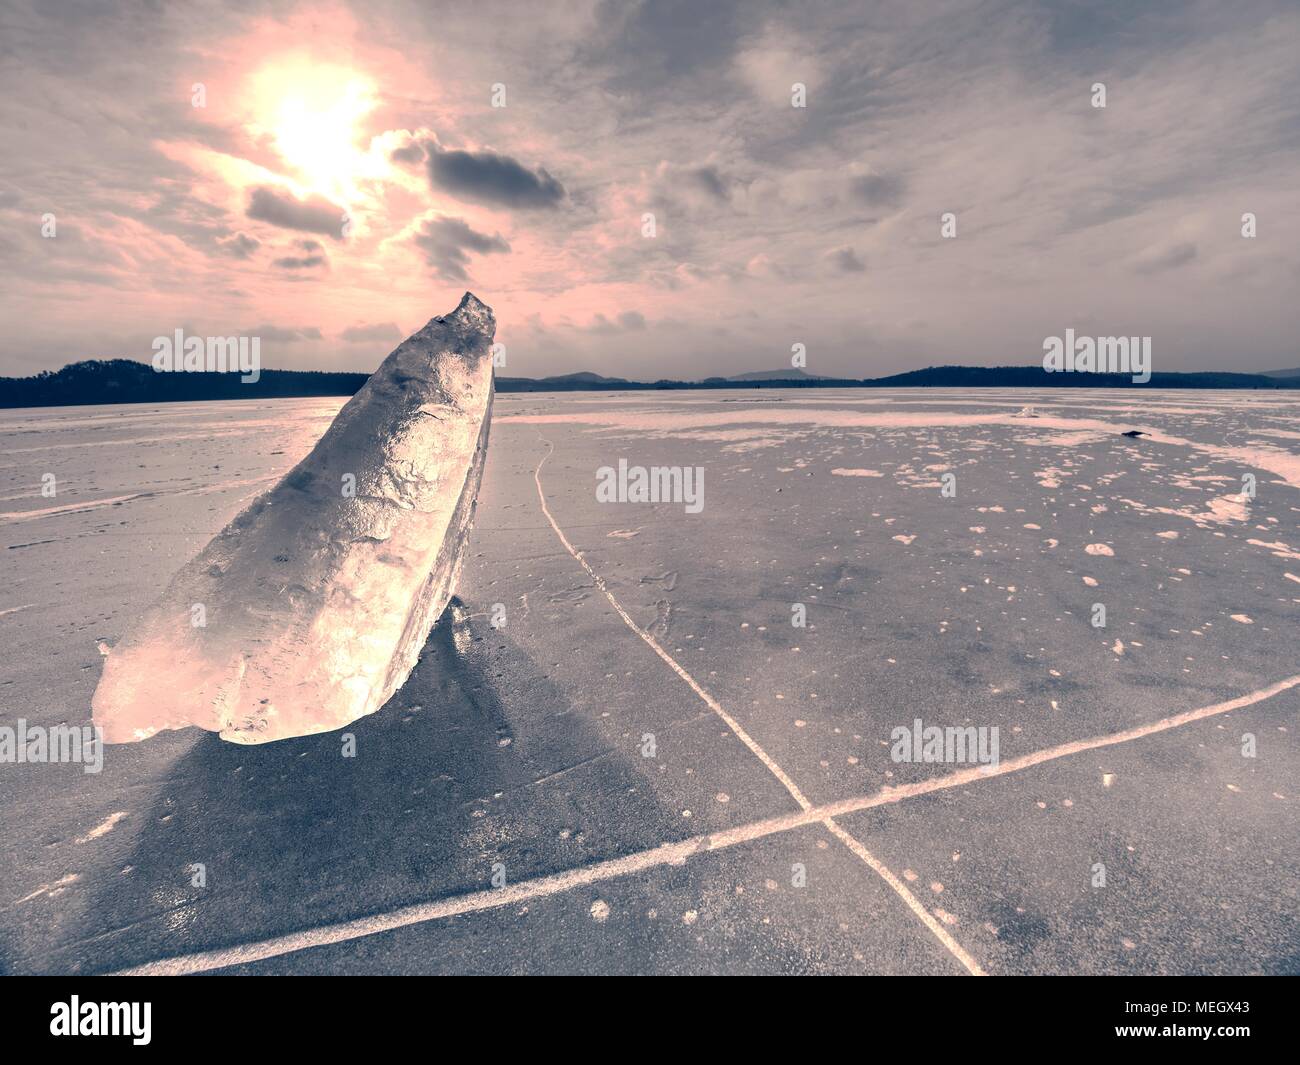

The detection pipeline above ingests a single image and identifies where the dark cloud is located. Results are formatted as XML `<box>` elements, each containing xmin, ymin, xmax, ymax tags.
<box><xmin>410</xmin><ymin>216</ymin><xmax>510</xmax><ymax>280</ymax></box>
<box><xmin>340</xmin><ymin>322</ymin><xmax>403</xmax><ymax>343</ymax></box>
<box><xmin>687</xmin><ymin>166</ymin><xmax>732</xmax><ymax>202</ymax></box>
<box><xmin>270</xmin><ymin>238</ymin><xmax>328</xmax><ymax>271</ymax></box>
<box><xmin>215</xmin><ymin>232</ymin><xmax>260</xmax><ymax>259</ymax></box>
<box><xmin>826</xmin><ymin>245</ymin><xmax>865</xmax><ymax>272</ymax></box>
<box><xmin>849</xmin><ymin>172</ymin><xmax>904</xmax><ymax>206</ymax></box>
<box><xmin>390</xmin><ymin>141</ymin><xmax>426</xmax><ymax>165</ymax></box>
<box><xmin>247</xmin><ymin>186</ymin><xmax>347</xmax><ymax>239</ymax></box>
<box><xmin>424</xmin><ymin>141</ymin><xmax>565</xmax><ymax>209</ymax></box>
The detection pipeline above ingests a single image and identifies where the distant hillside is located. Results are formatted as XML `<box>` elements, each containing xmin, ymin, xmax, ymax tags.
<box><xmin>539</xmin><ymin>371</ymin><xmax>630</xmax><ymax>385</ymax></box>
<box><xmin>865</xmin><ymin>365</ymin><xmax>1293</xmax><ymax>389</ymax></box>
<box><xmin>724</xmin><ymin>368</ymin><xmax>834</xmax><ymax>382</ymax></box>
<box><xmin>1</xmin><ymin>359</ymin><xmax>1296</xmax><ymax>408</ymax></box>
<box><xmin>0</xmin><ymin>359</ymin><xmax>370</xmax><ymax>408</ymax></box>
<box><xmin>1259</xmin><ymin>367</ymin><xmax>1300</xmax><ymax>378</ymax></box>
<box><xmin>496</xmin><ymin>370</ymin><xmax>637</xmax><ymax>391</ymax></box>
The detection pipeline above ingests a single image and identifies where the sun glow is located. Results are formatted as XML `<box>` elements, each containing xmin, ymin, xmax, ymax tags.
<box><xmin>248</xmin><ymin>59</ymin><xmax>382</xmax><ymax>203</ymax></box>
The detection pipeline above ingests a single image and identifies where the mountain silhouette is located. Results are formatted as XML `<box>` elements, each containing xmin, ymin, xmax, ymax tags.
<box><xmin>1</xmin><ymin>360</ymin><xmax>1296</xmax><ymax>408</ymax></box>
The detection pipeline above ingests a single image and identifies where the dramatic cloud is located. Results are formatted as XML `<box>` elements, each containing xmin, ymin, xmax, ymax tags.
<box><xmin>247</xmin><ymin>187</ymin><xmax>347</xmax><ymax>239</ymax></box>
<box><xmin>410</xmin><ymin>216</ymin><xmax>510</xmax><ymax>280</ymax></box>
<box><xmin>1</xmin><ymin>1</ymin><xmax>1298</xmax><ymax>378</ymax></box>
<box><xmin>424</xmin><ymin>142</ymin><xmax>566</xmax><ymax>209</ymax></box>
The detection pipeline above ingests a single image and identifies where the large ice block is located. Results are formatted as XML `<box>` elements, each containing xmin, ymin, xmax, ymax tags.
<box><xmin>93</xmin><ymin>292</ymin><xmax>495</xmax><ymax>744</ymax></box>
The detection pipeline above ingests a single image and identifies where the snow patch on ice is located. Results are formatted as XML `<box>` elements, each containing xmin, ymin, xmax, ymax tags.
<box><xmin>75</xmin><ymin>811</ymin><xmax>129</xmax><ymax>843</ymax></box>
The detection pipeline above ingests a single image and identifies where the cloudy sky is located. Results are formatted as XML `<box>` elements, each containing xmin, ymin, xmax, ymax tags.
<box><xmin>2</xmin><ymin>0</ymin><xmax>1298</xmax><ymax>380</ymax></box>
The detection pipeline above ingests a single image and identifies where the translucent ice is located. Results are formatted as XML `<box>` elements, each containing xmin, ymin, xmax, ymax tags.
<box><xmin>93</xmin><ymin>293</ymin><xmax>495</xmax><ymax>744</ymax></box>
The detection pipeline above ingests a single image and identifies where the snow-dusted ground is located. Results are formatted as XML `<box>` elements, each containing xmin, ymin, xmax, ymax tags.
<box><xmin>1</xmin><ymin>388</ymin><xmax>1297</xmax><ymax>974</ymax></box>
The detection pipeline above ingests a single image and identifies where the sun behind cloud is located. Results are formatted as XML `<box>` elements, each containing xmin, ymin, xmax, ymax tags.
<box><xmin>246</xmin><ymin>56</ymin><xmax>384</xmax><ymax>204</ymax></box>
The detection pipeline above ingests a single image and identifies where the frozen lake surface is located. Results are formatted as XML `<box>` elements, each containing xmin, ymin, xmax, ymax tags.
<box><xmin>1</xmin><ymin>388</ymin><xmax>1297</xmax><ymax>974</ymax></box>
